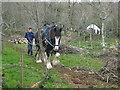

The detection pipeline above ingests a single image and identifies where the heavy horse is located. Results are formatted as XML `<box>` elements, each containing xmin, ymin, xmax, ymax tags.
<box><xmin>35</xmin><ymin>25</ymin><xmax>62</xmax><ymax>69</ymax></box>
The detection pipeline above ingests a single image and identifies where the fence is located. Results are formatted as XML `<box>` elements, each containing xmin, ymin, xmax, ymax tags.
<box><xmin>2</xmin><ymin>35</ymin><xmax>49</xmax><ymax>88</ymax></box>
<box><xmin>2</xmin><ymin>52</ymin><xmax>48</xmax><ymax>88</ymax></box>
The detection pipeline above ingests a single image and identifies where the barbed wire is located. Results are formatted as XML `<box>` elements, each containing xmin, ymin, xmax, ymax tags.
<box><xmin>2</xmin><ymin>30</ymin><xmax>50</xmax><ymax>88</ymax></box>
<box><xmin>2</xmin><ymin>63</ymin><xmax>44</xmax><ymax>72</ymax></box>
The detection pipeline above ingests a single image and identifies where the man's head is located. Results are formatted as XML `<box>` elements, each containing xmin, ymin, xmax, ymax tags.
<box><xmin>28</xmin><ymin>27</ymin><xmax>32</xmax><ymax>32</ymax></box>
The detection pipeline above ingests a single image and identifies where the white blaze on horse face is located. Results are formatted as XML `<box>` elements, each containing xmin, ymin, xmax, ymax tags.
<box><xmin>54</xmin><ymin>37</ymin><xmax>60</xmax><ymax>51</ymax></box>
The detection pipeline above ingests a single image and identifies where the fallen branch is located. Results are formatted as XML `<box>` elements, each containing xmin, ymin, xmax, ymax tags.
<box><xmin>31</xmin><ymin>81</ymin><xmax>41</xmax><ymax>88</ymax></box>
<box><xmin>31</xmin><ymin>68</ymin><xmax>48</xmax><ymax>88</ymax></box>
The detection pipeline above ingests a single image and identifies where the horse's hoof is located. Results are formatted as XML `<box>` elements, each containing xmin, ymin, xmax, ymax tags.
<box><xmin>52</xmin><ymin>60</ymin><xmax>60</xmax><ymax>66</ymax></box>
<box><xmin>36</xmin><ymin>60</ymin><xmax>42</xmax><ymax>63</ymax></box>
<box><xmin>46</xmin><ymin>62</ymin><xmax>52</xmax><ymax>69</ymax></box>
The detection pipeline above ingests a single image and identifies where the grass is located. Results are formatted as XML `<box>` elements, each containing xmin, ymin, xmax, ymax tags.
<box><xmin>2</xmin><ymin>36</ymin><xmax>116</xmax><ymax>88</ymax></box>
<box><xmin>2</xmin><ymin>42</ymin><xmax>43</xmax><ymax>88</ymax></box>
<box><xmin>2</xmin><ymin>31</ymin><xmax>118</xmax><ymax>88</ymax></box>
<box><xmin>41</xmin><ymin>69</ymin><xmax>72</xmax><ymax>88</ymax></box>
<box><xmin>67</xmin><ymin>40</ymin><xmax>103</xmax><ymax>52</ymax></box>
<box><xmin>63</xmin><ymin>37</ymin><xmax>117</xmax><ymax>70</ymax></box>
<box><xmin>15</xmin><ymin>40</ymin><xmax>105</xmax><ymax>70</ymax></box>
<box><xmin>2</xmin><ymin>42</ymin><xmax>72</xmax><ymax>88</ymax></box>
<box><xmin>59</xmin><ymin>54</ymin><xmax>104</xmax><ymax>70</ymax></box>
<box><xmin>0</xmin><ymin>51</ymin><xmax>2</xmax><ymax>68</ymax></box>
<box><xmin>66</xmin><ymin>37</ymin><xmax>117</xmax><ymax>53</ymax></box>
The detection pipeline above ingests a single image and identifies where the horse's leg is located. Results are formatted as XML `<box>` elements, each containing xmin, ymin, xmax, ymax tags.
<box><xmin>52</xmin><ymin>52</ymin><xmax>60</xmax><ymax>66</ymax></box>
<box><xmin>36</xmin><ymin>46</ymin><xmax>42</xmax><ymax>63</ymax></box>
<box><xmin>45</xmin><ymin>51</ymin><xmax>52</xmax><ymax>69</ymax></box>
<box><xmin>35</xmin><ymin>45</ymin><xmax>38</xmax><ymax>57</ymax></box>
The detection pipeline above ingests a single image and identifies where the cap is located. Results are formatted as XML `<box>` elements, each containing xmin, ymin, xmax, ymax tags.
<box><xmin>28</xmin><ymin>27</ymin><xmax>32</xmax><ymax>30</ymax></box>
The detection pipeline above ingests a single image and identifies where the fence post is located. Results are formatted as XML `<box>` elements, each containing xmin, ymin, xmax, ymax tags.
<box><xmin>20</xmin><ymin>53</ymin><xmax>23</xmax><ymax>88</ymax></box>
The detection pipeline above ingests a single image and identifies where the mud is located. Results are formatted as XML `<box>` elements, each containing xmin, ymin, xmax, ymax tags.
<box><xmin>59</xmin><ymin>44</ymin><xmax>85</xmax><ymax>54</ymax></box>
<box><xmin>54</xmin><ymin>60</ymin><xmax>119</xmax><ymax>88</ymax></box>
<box><xmin>54</xmin><ymin>65</ymin><xmax>99</xmax><ymax>88</ymax></box>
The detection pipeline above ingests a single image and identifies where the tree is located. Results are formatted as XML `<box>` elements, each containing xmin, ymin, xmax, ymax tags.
<box><xmin>1</xmin><ymin>2</ymin><xmax>118</xmax><ymax>40</ymax></box>
<box><xmin>88</xmin><ymin>2</ymin><xmax>113</xmax><ymax>47</ymax></box>
<box><xmin>0</xmin><ymin>2</ymin><xmax>2</xmax><ymax>70</ymax></box>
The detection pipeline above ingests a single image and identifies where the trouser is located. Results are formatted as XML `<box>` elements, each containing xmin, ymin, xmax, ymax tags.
<box><xmin>35</xmin><ymin>45</ymin><xmax>40</xmax><ymax>57</ymax></box>
<box><xmin>28</xmin><ymin>42</ymin><xmax>33</xmax><ymax>56</ymax></box>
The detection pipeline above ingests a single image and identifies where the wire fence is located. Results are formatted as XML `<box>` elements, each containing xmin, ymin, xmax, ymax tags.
<box><xmin>2</xmin><ymin>52</ymin><xmax>49</xmax><ymax>88</ymax></box>
<box><xmin>2</xmin><ymin>35</ymin><xmax>49</xmax><ymax>88</ymax></box>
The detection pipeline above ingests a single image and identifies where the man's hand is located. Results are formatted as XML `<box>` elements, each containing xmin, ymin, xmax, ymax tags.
<box><xmin>33</xmin><ymin>39</ymin><xmax>35</xmax><ymax>45</ymax></box>
<box><xmin>33</xmin><ymin>38</ymin><xmax>35</xmax><ymax>42</ymax></box>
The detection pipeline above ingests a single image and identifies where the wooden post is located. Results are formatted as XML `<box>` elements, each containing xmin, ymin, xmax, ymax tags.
<box><xmin>90</xmin><ymin>29</ymin><xmax>92</xmax><ymax>48</ymax></box>
<box><xmin>20</xmin><ymin>53</ymin><xmax>23</xmax><ymax>88</ymax></box>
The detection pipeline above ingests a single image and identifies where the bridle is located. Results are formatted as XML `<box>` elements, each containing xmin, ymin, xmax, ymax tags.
<box><xmin>45</xmin><ymin>37</ymin><xmax>60</xmax><ymax>48</ymax></box>
<box><xmin>45</xmin><ymin>33</ymin><xmax>61</xmax><ymax>49</ymax></box>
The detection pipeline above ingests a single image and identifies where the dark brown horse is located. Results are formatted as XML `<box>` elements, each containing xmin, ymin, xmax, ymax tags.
<box><xmin>35</xmin><ymin>25</ymin><xmax>62</xmax><ymax>69</ymax></box>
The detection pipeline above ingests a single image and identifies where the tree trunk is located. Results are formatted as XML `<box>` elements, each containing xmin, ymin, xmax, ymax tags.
<box><xmin>0</xmin><ymin>2</ymin><xmax>2</xmax><ymax>53</ymax></box>
<box><xmin>101</xmin><ymin>21</ymin><xmax>105</xmax><ymax>47</ymax></box>
<box><xmin>90</xmin><ymin>30</ymin><xmax>92</xmax><ymax>48</ymax></box>
<box><xmin>0</xmin><ymin>3</ymin><xmax>2</xmax><ymax>88</ymax></box>
<box><xmin>34</xmin><ymin>3</ymin><xmax>39</xmax><ymax>30</ymax></box>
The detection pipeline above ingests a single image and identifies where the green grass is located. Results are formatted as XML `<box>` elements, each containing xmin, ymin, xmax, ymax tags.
<box><xmin>2</xmin><ymin>37</ymin><xmax>116</xmax><ymax>88</ymax></box>
<box><xmin>64</xmin><ymin>38</ymin><xmax>117</xmax><ymax>70</ymax></box>
<box><xmin>59</xmin><ymin>54</ymin><xmax>104</xmax><ymax>70</ymax></box>
<box><xmin>2</xmin><ymin>41</ymin><xmax>104</xmax><ymax>88</ymax></box>
<box><xmin>2</xmin><ymin>42</ymin><xmax>72</xmax><ymax>88</ymax></box>
<box><xmin>0</xmin><ymin>52</ymin><xmax>2</xmax><ymax>67</ymax></box>
<box><xmin>41</xmin><ymin>69</ymin><xmax>72</xmax><ymax>88</ymax></box>
<box><xmin>105</xmin><ymin>39</ymin><xmax>117</xmax><ymax>47</ymax></box>
<box><xmin>66</xmin><ymin>37</ymin><xmax>117</xmax><ymax>53</ymax></box>
<box><xmin>67</xmin><ymin>40</ymin><xmax>103</xmax><ymax>52</ymax></box>
<box><xmin>2</xmin><ymin>42</ymin><xmax>43</xmax><ymax>88</ymax></box>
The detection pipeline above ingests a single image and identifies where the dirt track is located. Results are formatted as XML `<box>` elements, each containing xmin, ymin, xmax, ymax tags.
<box><xmin>54</xmin><ymin>65</ymin><xmax>99</xmax><ymax>88</ymax></box>
<box><xmin>54</xmin><ymin>62</ymin><xmax>118</xmax><ymax>88</ymax></box>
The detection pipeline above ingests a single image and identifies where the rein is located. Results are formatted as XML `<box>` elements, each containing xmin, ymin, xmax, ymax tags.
<box><xmin>28</xmin><ymin>41</ymin><xmax>39</xmax><ymax>46</ymax></box>
<box><xmin>45</xmin><ymin>38</ymin><xmax>54</xmax><ymax>48</ymax></box>
<box><xmin>44</xmin><ymin>26</ymin><xmax>56</xmax><ymax>48</ymax></box>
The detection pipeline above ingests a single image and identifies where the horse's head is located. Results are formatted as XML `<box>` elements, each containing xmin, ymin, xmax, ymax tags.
<box><xmin>50</xmin><ymin>26</ymin><xmax>62</xmax><ymax>51</ymax></box>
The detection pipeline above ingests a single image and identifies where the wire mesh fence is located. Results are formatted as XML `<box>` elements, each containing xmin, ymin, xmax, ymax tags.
<box><xmin>2</xmin><ymin>53</ymin><xmax>48</xmax><ymax>88</ymax></box>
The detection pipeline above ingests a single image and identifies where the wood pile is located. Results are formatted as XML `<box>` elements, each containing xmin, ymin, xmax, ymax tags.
<box><xmin>96</xmin><ymin>45</ymin><xmax>119</xmax><ymax>84</ymax></box>
<box><xmin>8</xmin><ymin>38</ymin><xmax>28</xmax><ymax>44</ymax></box>
<box><xmin>97</xmin><ymin>61</ymin><xmax>118</xmax><ymax>84</ymax></box>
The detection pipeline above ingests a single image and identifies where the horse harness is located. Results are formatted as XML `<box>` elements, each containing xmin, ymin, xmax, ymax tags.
<box><xmin>44</xmin><ymin>26</ymin><xmax>56</xmax><ymax>48</ymax></box>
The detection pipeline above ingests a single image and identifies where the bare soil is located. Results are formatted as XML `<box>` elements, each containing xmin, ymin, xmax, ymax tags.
<box><xmin>54</xmin><ymin>63</ymin><xmax>118</xmax><ymax>88</ymax></box>
<box><xmin>54</xmin><ymin>45</ymin><xmax>119</xmax><ymax>88</ymax></box>
<box><xmin>54</xmin><ymin>64</ymin><xmax>101</xmax><ymax>88</ymax></box>
<box><xmin>59</xmin><ymin>44</ymin><xmax>85</xmax><ymax>54</ymax></box>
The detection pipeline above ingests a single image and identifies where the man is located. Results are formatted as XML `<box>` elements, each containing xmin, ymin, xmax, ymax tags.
<box><xmin>25</xmin><ymin>27</ymin><xmax>35</xmax><ymax>56</ymax></box>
